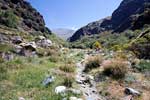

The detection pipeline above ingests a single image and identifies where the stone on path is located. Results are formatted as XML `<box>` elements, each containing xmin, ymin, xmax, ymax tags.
<box><xmin>55</xmin><ymin>86</ymin><xmax>66</xmax><ymax>94</ymax></box>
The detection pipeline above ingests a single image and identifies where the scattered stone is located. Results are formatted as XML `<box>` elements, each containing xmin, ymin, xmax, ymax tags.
<box><xmin>38</xmin><ymin>36</ymin><xmax>46</xmax><ymax>40</ymax></box>
<box><xmin>70</xmin><ymin>97</ymin><xmax>77</xmax><ymax>100</ymax></box>
<box><xmin>4</xmin><ymin>52</ymin><xmax>14</xmax><ymax>61</ymax></box>
<box><xmin>87</xmin><ymin>75</ymin><xmax>94</xmax><ymax>80</ymax></box>
<box><xmin>55</xmin><ymin>86</ymin><xmax>66</xmax><ymax>94</ymax></box>
<box><xmin>68</xmin><ymin>88</ymin><xmax>82</xmax><ymax>95</ymax></box>
<box><xmin>42</xmin><ymin>76</ymin><xmax>54</xmax><ymax>86</ymax></box>
<box><xmin>122</xmin><ymin>95</ymin><xmax>133</xmax><ymax>100</ymax></box>
<box><xmin>14</xmin><ymin>45</ymin><xmax>23</xmax><ymax>54</ymax></box>
<box><xmin>125</xmin><ymin>87</ymin><xmax>141</xmax><ymax>96</ymax></box>
<box><xmin>0</xmin><ymin>52</ymin><xmax>14</xmax><ymax>61</ymax></box>
<box><xmin>12</xmin><ymin>36</ymin><xmax>22</xmax><ymax>44</ymax></box>
<box><xmin>62</xmin><ymin>98</ymin><xmax>67</xmax><ymax>100</ymax></box>
<box><xmin>18</xmin><ymin>97</ymin><xmax>25</xmax><ymax>100</ymax></box>
<box><xmin>69</xmin><ymin>97</ymin><xmax>83</xmax><ymax>100</ymax></box>
<box><xmin>76</xmin><ymin>79</ymin><xmax>82</xmax><ymax>84</ymax></box>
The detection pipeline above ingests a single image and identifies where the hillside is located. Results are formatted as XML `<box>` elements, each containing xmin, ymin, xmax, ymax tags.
<box><xmin>69</xmin><ymin>0</ymin><xmax>150</xmax><ymax>42</ymax></box>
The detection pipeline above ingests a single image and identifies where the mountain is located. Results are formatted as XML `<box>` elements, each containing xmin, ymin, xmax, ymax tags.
<box><xmin>70</xmin><ymin>0</ymin><xmax>150</xmax><ymax>42</ymax></box>
<box><xmin>52</xmin><ymin>28</ymin><xmax>75</xmax><ymax>40</ymax></box>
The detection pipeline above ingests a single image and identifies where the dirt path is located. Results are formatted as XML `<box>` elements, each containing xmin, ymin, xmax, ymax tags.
<box><xmin>76</xmin><ymin>54</ymin><xmax>105</xmax><ymax>100</ymax></box>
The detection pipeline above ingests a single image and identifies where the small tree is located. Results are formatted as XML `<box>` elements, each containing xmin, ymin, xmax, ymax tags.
<box><xmin>93</xmin><ymin>41</ymin><xmax>102</xmax><ymax>50</ymax></box>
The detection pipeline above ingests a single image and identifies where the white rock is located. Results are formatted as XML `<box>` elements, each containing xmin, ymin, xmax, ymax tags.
<box><xmin>125</xmin><ymin>87</ymin><xmax>141</xmax><ymax>96</ymax></box>
<box><xmin>55</xmin><ymin>86</ymin><xmax>66</xmax><ymax>94</ymax></box>
<box><xmin>69</xmin><ymin>88</ymin><xmax>81</xmax><ymax>95</ymax></box>
<box><xmin>18</xmin><ymin>97</ymin><xmax>25</xmax><ymax>100</ymax></box>
<box><xmin>69</xmin><ymin>97</ymin><xmax>83</xmax><ymax>100</ymax></box>
<box><xmin>87</xmin><ymin>75</ymin><xmax>94</xmax><ymax>80</ymax></box>
<box><xmin>38</xmin><ymin>36</ymin><xmax>46</xmax><ymax>40</ymax></box>
<box><xmin>69</xmin><ymin>97</ymin><xmax>77</xmax><ymax>100</ymax></box>
<box><xmin>77</xmin><ymin>98</ymin><xmax>83</xmax><ymax>100</ymax></box>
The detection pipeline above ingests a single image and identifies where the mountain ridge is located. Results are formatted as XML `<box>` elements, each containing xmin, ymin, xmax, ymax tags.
<box><xmin>69</xmin><ymin>0</ymin><xmax>150</xmax><ymax>42</ymax></box>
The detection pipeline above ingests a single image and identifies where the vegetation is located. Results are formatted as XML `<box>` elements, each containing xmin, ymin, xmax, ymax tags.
<box><xmin>63</xmin><ymin>76</ymin><xmax>74</xmax><ymax>87</ymax></box>
<box><xmin>134</xmin><ymin>60</ymin><xmax>150</xmax><ymax>72</ymax></box>
<box><xmin>103</xmin><ymin>59</ymin><xmax>128</xmax><ymax>79</ymax></box>
<box><xmin>59</xmin><ymin>64</ymin><xmax>75</xmax><ymax>73</ymax></box>
<box><xmin>0</xmin><ymin>11</ymin><xmax>18</xmax><ymax>28</ymax></box>
<box><xmin>84</xmin><ymin>55</ymin><xmax>103</xmax><ymax>72</ymax></box>
<box><xmin>93</xmin><ymin>41</ymin><xmax>102</xmax><ymax>50</ymax></box>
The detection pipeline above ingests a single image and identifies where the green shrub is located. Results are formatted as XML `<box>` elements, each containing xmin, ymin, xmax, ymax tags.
<box><xmin>0</xmin><ymin>11</ymin><xmax>18</xmax><ymax>28</ymax></box>
<box><xmin>84</xmin><ymin>55</ymin><xmax>103</xmax><ymax>72</ymax></box>
<box><xmin>103</xmin><ymin>59</ymin><xmax>128</xmax><ymax>79</ymax></box>
<box><xmin>134</xmin><ymin>60</ymin><xmax>150</xmax><ymax>72</ymax></box>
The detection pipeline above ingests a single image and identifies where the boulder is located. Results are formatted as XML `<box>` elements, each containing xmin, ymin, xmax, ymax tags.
<box><xmin>55</xmin><ymin>86</ymin><xmax>66</xmax><ymax>94</ymax></box>
<box><xmin>42</xmin><ymin>76</ymin><xmax>54</xmax><ymax>86</ymax></box>
<box><xmin>20</xmin><ymin>42</ymin><xmax>37</xmax><ymax>50</ymax></box>
<box><xmin>36</xmin><ymin>39</ymin><xmax>52</xmax><ymax>48</ymax></box>
<box><xmin>12</xmin><ymin>36</ymin><xmax>22</xmax><ymax>44</ymax></box>
<box><xmin>14</xmin><ymin>45</ymin><xmax>23</xmax><ymax>54</ymax></box>
<box><xmin>125</xmin><ymin>87</ymin><xmax>141</xmax><ymax>96</ymax></box>
<box><xmin>19</xmin><ymin>42</ymin><xmax>37</xmax><ymax>56</ymax></box>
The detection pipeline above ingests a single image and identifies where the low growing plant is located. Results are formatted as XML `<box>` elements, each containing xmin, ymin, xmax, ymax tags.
<box><xmin>84</xmin><ymin>55</ymin><xmax>103</xmax><ymax>72</ymax></box>
<box><xmin>103</xmin><ymin>59</ymin><xmax>128</xmax><ymax>79</ymax></box>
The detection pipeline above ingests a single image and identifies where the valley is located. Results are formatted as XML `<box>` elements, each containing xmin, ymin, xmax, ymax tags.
<box><xmin>0</xmin><ymin>0</ymin><xmax>150</xmax><ymax>100</ymax></box>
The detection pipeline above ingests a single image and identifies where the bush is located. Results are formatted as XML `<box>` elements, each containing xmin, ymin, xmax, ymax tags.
<box><xmin>93</xmin><ymin>41</ymin><xmax>102</xmax><ymax>49</ymax></box>
<box><xmin>134</xmin><ymin>60</ymin><xmax>150</xmax><ymax>72</ymax></box>
<box><xmin>59</xmin><ymin>64</ymin><xmax>75</xmax><ymax>73</ymax></box>
<box><xmin>103</xmin><ymin>59</ymin><xmax>128</xmax><ymax>79</ymax></box>
<box><xmin>84</xmin><ymin>55</ymin><xmax>103</xmax><ymax>72</ymax></box>
<box><xmin>0</xmin><ymin>11</ymin><xmax>18</xmax><ymax>28</ymax></box>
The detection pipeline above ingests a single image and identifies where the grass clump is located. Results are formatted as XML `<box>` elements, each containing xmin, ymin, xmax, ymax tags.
<box><xmin>59</xmin><ymin>64</ymin><xmax>75</xmax><ymax>73</ymax></box>
<box><xmin>84</xmin><ymin>55</ymin><xmax>103</xmax><ymax>72</ymax></box>
<box><xmin>0</xmin><ymin>64</ymin><xmax>8</xmax><ymax>81</ymax></box>
<box><xmin>103</xmin><ymin>59</ymin><xmax>128</xmax><ymax>79</ymax></box>
<box><xmin>62</xmin><ymin>76</ymin><xmax>74</xmax><ymax>87</ymax></box>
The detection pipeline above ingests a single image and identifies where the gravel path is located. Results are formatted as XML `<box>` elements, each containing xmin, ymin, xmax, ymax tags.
<box><xmin>76</xmin><ymin>55</ymin><xmax>105</xmax><ymax>100</ymax></box>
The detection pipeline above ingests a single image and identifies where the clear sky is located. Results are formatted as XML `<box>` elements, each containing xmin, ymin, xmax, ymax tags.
<box><xmin>28</xmin><ymin>0</ymin><xmax>123</xmax><ymax>30</ymax></box>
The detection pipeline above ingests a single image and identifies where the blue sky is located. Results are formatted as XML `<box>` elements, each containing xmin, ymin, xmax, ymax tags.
<box><xmin>28</xmin><ymin>0</ymin><xmax>123</xmax><ymax>30</ymax></box>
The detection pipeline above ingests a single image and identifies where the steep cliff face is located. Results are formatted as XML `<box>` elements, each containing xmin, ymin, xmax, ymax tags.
<box><xmin>0</xmin><ymin>0</ymin><xmax>51</xmax><ymax>34</ymax></box>
<box><xmin>70</xmin><ymin>0</ymin><xmax>150</xmax><ymax>42</ymax></box>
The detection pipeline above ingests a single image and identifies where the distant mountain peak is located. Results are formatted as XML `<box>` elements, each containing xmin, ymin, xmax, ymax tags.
<box><xmin>52</xmin><ymin>28</ymin><xmax>75</xmax><ymax>40</ymax></box>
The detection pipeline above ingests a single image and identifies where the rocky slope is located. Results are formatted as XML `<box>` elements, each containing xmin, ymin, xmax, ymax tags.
<box><xmin>0</xmin><ymin>0</ymin><xmax>51</xmax><ymax>35</ymax></box>
<box><xmin>69</xmin><ymin>0</ymin><xmax>150</xmax><ymax>42</ymax></box>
